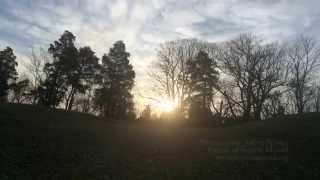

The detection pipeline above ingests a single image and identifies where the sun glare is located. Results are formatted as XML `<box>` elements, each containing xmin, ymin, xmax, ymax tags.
<box><xmin>158</xmin><ymin>99</ymin><xmax>176</xmax><ymax>113</ymax></box>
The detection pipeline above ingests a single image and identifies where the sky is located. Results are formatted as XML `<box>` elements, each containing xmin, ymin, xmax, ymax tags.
<box><xmin>1</xmin><ymin>0</ymin><xmax>320</xmax><ymax>109</ymax></box>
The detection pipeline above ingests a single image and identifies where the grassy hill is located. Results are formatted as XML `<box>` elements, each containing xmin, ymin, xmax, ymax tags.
<box><xmin>1</xmin><ymin>103</ymin><xmax>320</xmax><ymax>179</ymax></box>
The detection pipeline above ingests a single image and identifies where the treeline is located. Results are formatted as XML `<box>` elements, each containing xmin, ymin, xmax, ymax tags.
<box><xmin>0</xmin><ymin>31</ymin><xmax>135</xmax><ymax>120</ymax></box>
<box><xmin>1</xmin><ymin>31</ymin><xmax>320</xmax><ymax>123</ymax></box>
<box><xmin>144</xmin><ymin>33</ymin><xmax>320</xmax><ymax>124</ymax></box>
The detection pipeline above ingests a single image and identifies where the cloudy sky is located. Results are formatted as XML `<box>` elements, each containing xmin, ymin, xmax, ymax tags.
<box><xmin>1</xmin><ymin>0</ymin><xmax>319</xmax><ymax>107</ymax></box>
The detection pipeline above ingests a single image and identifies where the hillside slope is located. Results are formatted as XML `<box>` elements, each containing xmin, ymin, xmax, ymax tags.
<box><xmin>1</xmin><ymin>103</ymin><xmax>320</xmax><ymax>179</ymax></box>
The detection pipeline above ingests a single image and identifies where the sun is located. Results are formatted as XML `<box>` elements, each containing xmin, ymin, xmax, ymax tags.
<box><xmin>157</xmin><ymin>99</ymin><xmax>176</xmax><ymax>113</ymax></box>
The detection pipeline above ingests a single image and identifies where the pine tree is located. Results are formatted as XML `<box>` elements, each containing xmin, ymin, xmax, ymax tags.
<box><xmin>10</xmin><ymin>78</ymin><xmax>31</xmax><ymax>104</ymax></box>
<box><xmin>38</xmin><ymin>30</ymin><xmax>78</xmax><ymax>108</ymax></box>
<box><xmin>38</xmin><ymin>63</ymin><xmax>67</xmax><ymax>108</ymax></box>
<box><xmin>94</xmin><ymin>41</ymin><xmax>135</xmax><ymax>119</ymax></box>
<box><xmin>187</xmin><ymin>50</ymin><xmax>219</xmax><ymax>109</ymax></box>
<box><xmin>72</xmin><ymin>46</ymin><xmax>100</xmax><ymax>112</ymax></box>
<box><xmin>63</xmin><ymin>46</ymin><xmax>99</xmax><ymax>111</ymax></box>
<box><xmin>0</xmin><ymin>47</ymin><xmax>18</xmax><ymax>103</ymax></box>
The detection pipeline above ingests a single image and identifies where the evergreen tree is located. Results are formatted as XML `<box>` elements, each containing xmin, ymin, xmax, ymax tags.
<box><xmin>94</xmin><ymin>41</ymin><xmax>135</xmax><ymax>119</ymax></box>
<box><xmin>187</xmin><ymin>50</ymin><xmax>219</xmax><ymax>109</ymax></box>
<box><xmin>0</xmin><ymin>47</ymin><xmax>18</xmax><ymax>103</ymax></box>
<box><xmin>10</xmin><ymin>78</ymin><xmax>32</xmax><ymax>104</ymax></box>
<box><xmin>38</xmin><ymin>30</ymin><xmax>78</xmax><ymax>108</ymax></box>
<box><xmin>38</xmin><ymin>63</ymin><xmax>67</xmax><ymax>108</ymax></box>
<box><xmin>64</xmin><ymin>46</ymin><xmax>99</xmax><ymax>111</ymax></box>
<box><xmin>188</xmin><ymin>99</ymin><xmax>212</xmax><ymax>123</ymax></box>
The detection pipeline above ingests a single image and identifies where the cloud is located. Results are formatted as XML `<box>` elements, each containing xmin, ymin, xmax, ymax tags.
<box><xmin>1</xmin><ymin>0</ymin><xmax>320</xmax><ymax>108</ymax></box>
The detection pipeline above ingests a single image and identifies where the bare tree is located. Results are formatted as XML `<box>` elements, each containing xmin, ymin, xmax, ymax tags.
<box><xmin>26</xmin><ymin>48</ymin><xmax>50</xmax><ymax>87</ymax></box>
<box><xmin>73</xmin><ymin>83</ymin><xmax>96</xmax><ymax>113</ymax></box>
<box><xmin>25</xmin><ymin>47</ymin><xmax>50</xmax><ymax>104</ymax></box>
<box><xmin>287</xmin><ymin>35</ymin><xmax>320</xmax><ymax>114</ymax></box>
<box><xmin>315</xmin><ymin>86</ymin><xmax>320</xmax><ymax>112</ymax></box>
<box><xmin>215</xmin><ymin>34</ymin><xmax>286</xmax><ymax>120</ymax></box>
<box><xmin>149</xmin><ymin>39</ymin><xmax>213</xmax><ymax>112</ymax></box>
<box><xmin>310</xmin><ymin>83</ymin><xmax>320</xmax><ymax>112</ymax></box>
<box><xmin>262</xmin><ymin>90</ymin><xmax>285</xmax><ymax>119</ymax></box>
<box><xmin>211</xmin><ymin>82</ymin><xmax>240</xmax><ymax>120</ymax></box>
<box><xmin>74</xmin><ymin>95</ymin><xmax>91</xmax><ymax>113</ymax></box>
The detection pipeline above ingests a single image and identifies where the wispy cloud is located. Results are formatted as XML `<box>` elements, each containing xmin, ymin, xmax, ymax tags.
<box><xmin>1</xmin><ymin>0</ymin><xmax>320</xmax><ymax>106</ymax></box>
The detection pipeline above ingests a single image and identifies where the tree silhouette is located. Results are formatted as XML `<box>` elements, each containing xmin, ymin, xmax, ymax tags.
<box><xmin>149</xmin><ymin>39</ymin><xmax>213</xmax><ymax>114</ymax></box>
<box><xmin>26</xmin><ymin>48</ymin><xmax>50</xmax><ymax>104</ymax></box>
<box><xmin>71</xmin><ymin>46</ymin><xmax>100</xmax><ymax>112</ymax></box>
<box><xmin>140</xmin><ymin>105</ymin><xmax>152</xmax><ymax>120</ymax></box>
<box><xmin>187</xmin><ymin>50</ymin><xmax>219</xmax><ymax>110</ymax></box>
<box><xmin>94</xmin><ymin>41</ymin><xmax>135</xmax><ymax>119</ymax></box>
<box><xmin>38</xmin><ymin>31</ymin><xmax>78</xmax><ymax>108</ymax></box>
<box><xmin>10</xmin><ymin>78</ymin><xmax>31</xmax><ymax>104</ymax></box>
<box><xmin>312</xmin><ymin>85</ymin><xmax>320</xmax><ymax>112</ymax></box>
<box><xmin>64</xmin><ymin>46</ymin><xmax>99</xmax><ymax>111</ymax></box>
<box><xmin>37</xmin><ymin>64</ymin><xmax>67</xmax><ymax>108</ymax></box>
<box><xmin>3</xmin><ymin>29</ymin><xmax>320</xmax><ymax>122</ymax></box>
<box><xmin>188</xmin><ymin>100</ymin><xmax>212</xmax><ymax>124</ymax></box>
<box><xmin>216</xmin><ymin>34</ymin><xmax>286</xmax><ymax>120</ymax></box>
<box><xmin>287</xmin><ymin>36</ymin><xmax>320</xmax><ymax>114</ymax></box>
<box><xmin>0</xmin><ymin>47</ymin><xmax>18</xmax><ymax>103</ymax></box>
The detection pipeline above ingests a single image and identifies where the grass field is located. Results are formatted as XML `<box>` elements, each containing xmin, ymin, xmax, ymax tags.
<box><xmin>1</xmin><ymin>103</ymin><xmax>320</xmax><ymax>179</ymax></box>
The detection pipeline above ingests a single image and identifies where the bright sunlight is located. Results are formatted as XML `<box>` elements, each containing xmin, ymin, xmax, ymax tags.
<box><xmin>157</xmin><ymin>99</ymin><xmax>176</xmax><ymax>113</ymax></box>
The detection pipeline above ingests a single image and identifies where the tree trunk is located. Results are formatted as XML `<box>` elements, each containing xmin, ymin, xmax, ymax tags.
<box><xmin>65</xmin><ymin>87</ymin><xmax>76</xmax><ymax>111</ymax></box>
<box><xmin>67</xmin><ymin>91</ymin><xmax>75</xmax><ymax>111</ymax></box>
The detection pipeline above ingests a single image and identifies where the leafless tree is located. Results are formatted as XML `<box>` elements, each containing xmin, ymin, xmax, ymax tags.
<box><xmin>26</xmin><ymin>48</ymin><xmax>50</xmax><ymax>87</ymax></box>
<box><xmin>215</xmin><ymin>33</ymin><xmax>286</xmax><ymax>120</ymax></box>
<box><xmin>262</xmin><ymin>90</ymin><xmax>285</xmax><ymax>119</ymax></box>
<box><xmin>25</xmin><ymin>47</ymin><xmax>51</xmax><ymax>104</ymax></box>
<box><xmin>309</xmin><ymin>83</ymin><xmax>320</xmax><ymax>112</ymax></box>
<box><xmin>73</xmin><ymin>84</ymin><xmax>96</xmax><ymax>113</ymax></box>
<box><xmin>286</xmin><ymin>35</ymin><xmax>320</xmax><ymax>114</ymax></box>
<box><xmin>74</xmin><ymin>96</ymin><xmax>91</xmax><ymax>113</ymax></box>
<box><xmin>315</xmin><ymin>86</ymin><xmax>320</xmax><ymax>112</ymax></box>
<box><xmin>149</xmin><ymin>39</ymin><xmax>213</xmax><ymax>112</ymax></box>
